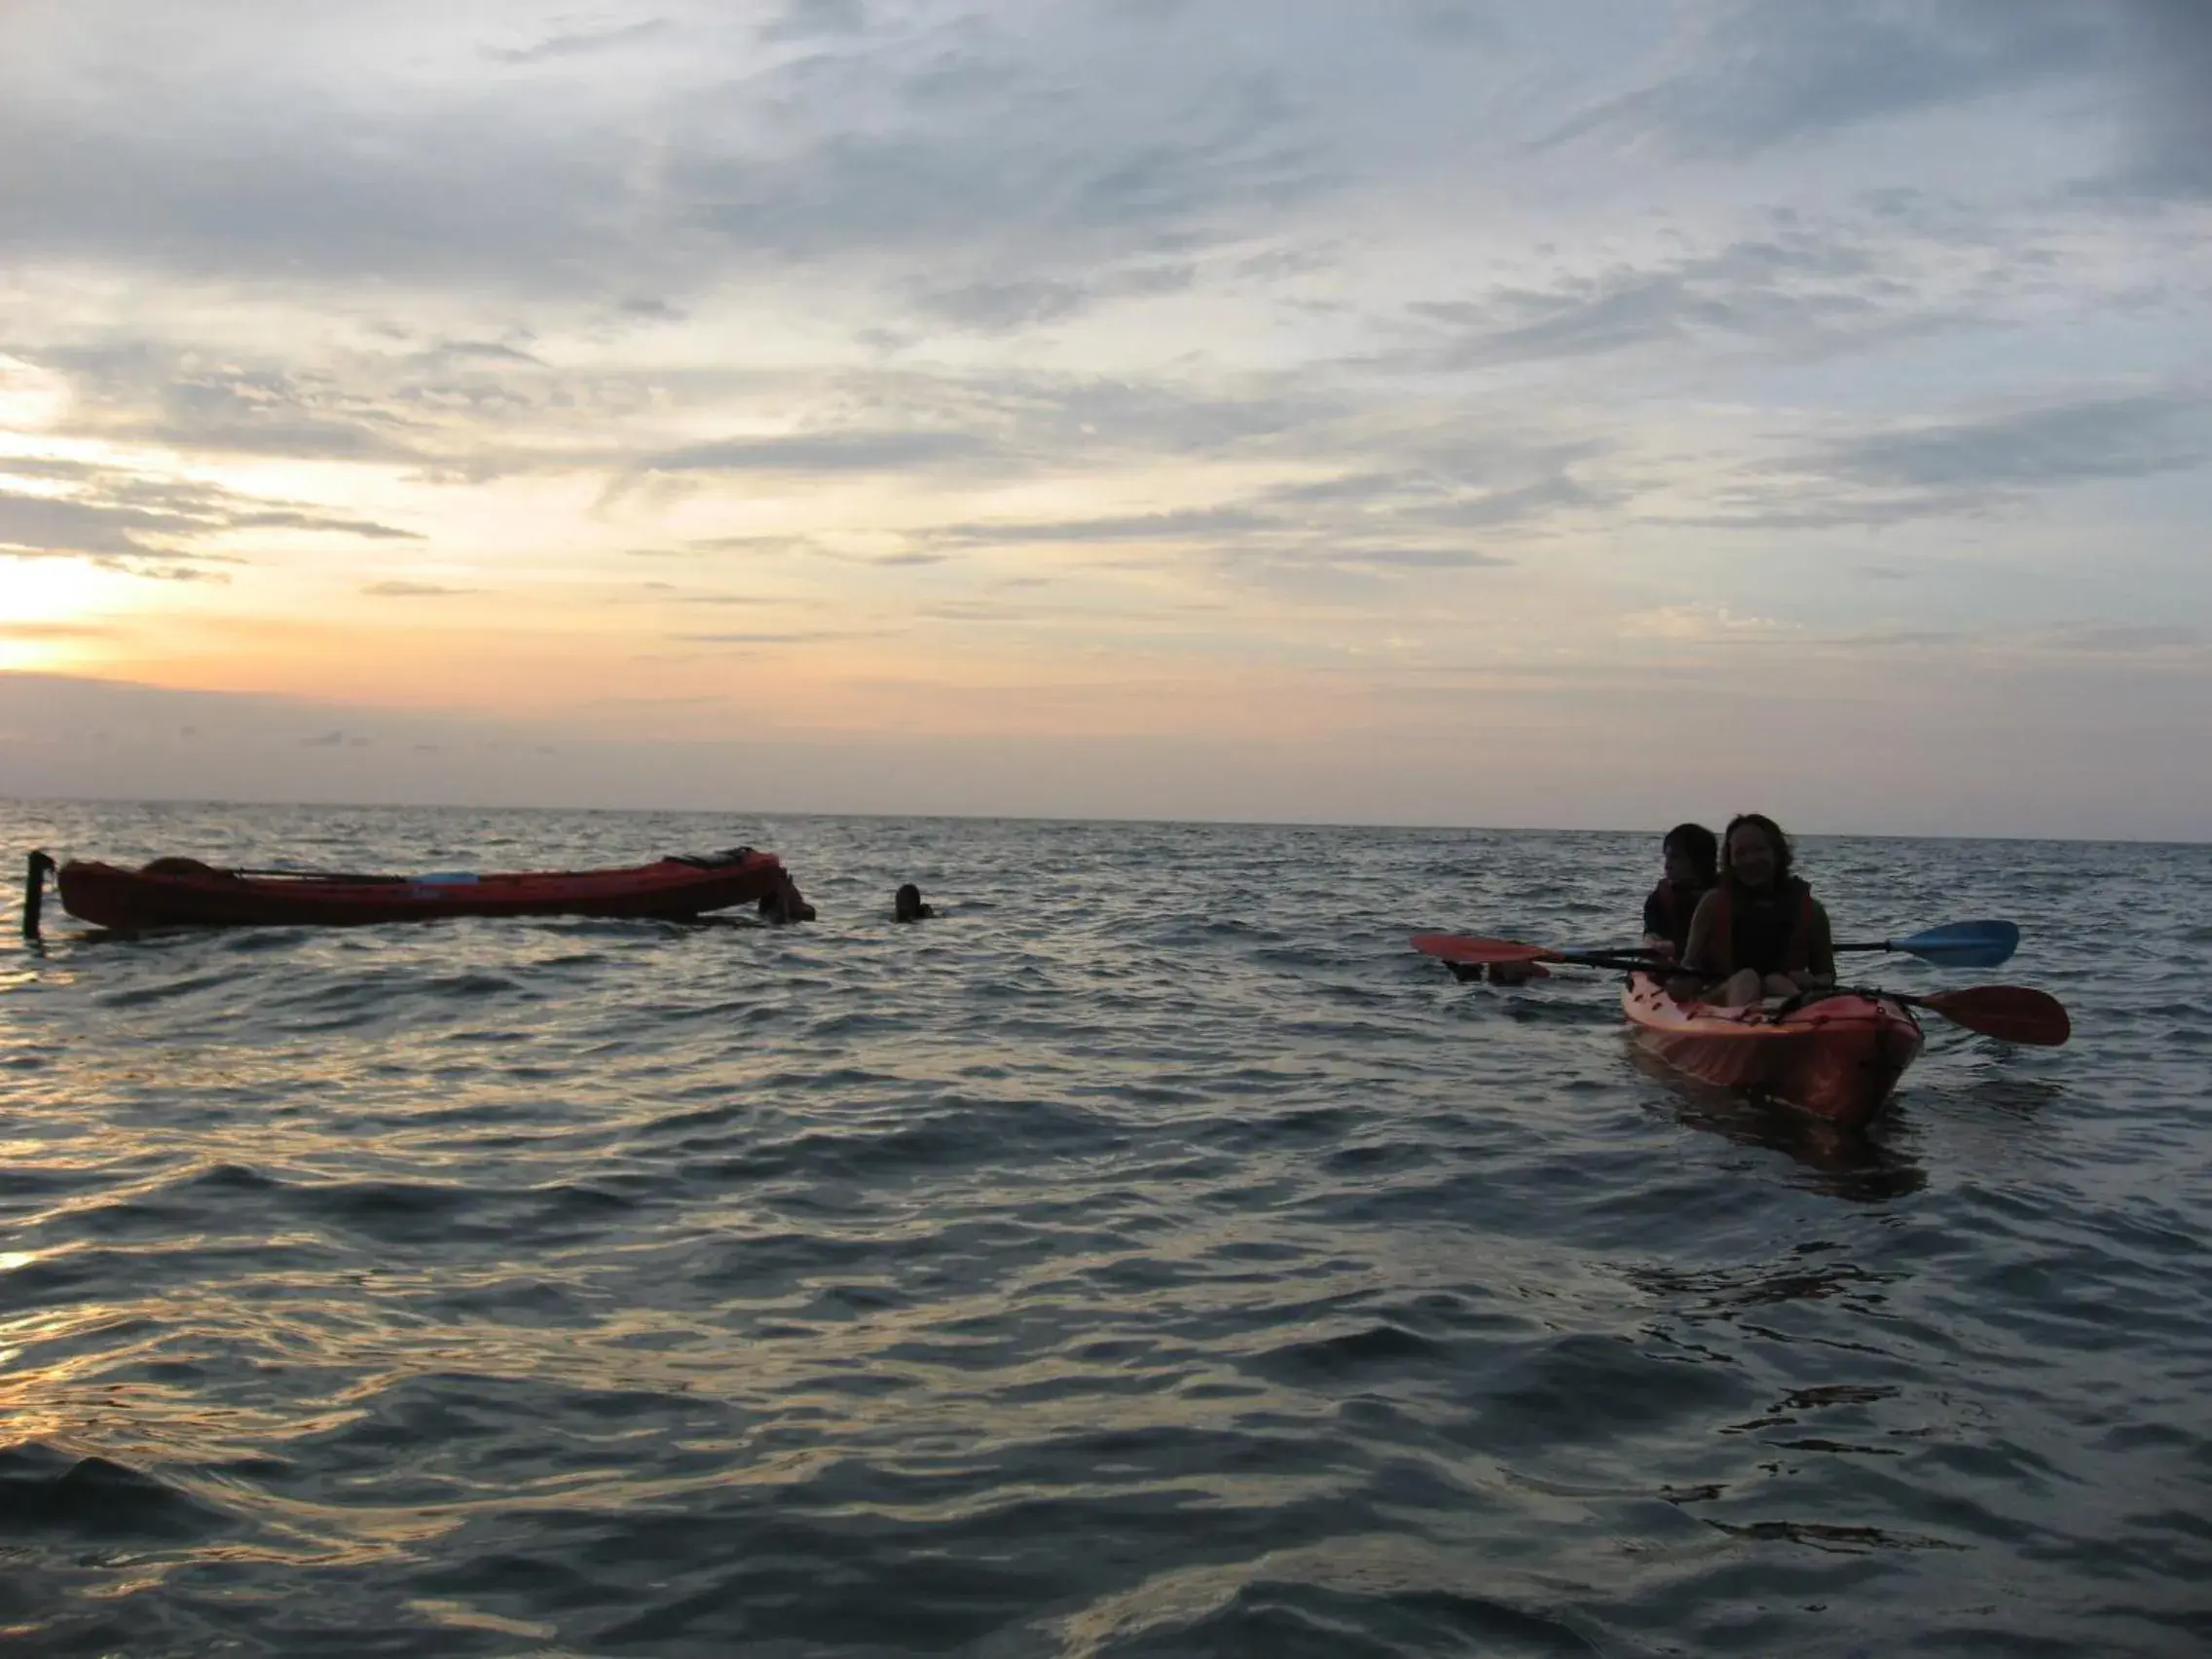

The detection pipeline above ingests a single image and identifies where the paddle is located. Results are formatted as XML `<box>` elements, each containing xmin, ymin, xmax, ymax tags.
<box><xmin>1413</xmin><ymin>918</ymin><xmax>2020</xmax><ymax>973</ymax></box>
<box><xmin>1872</xmin><ymin>985</ymin><xmax>2071</xmax><ymax>1047</ymax></box>
<box><xmin>1411</xmin><ymin>932</ymin><xmax>2070</xmax><ymax>1045</ymax></box>
<box><xmin>1410</xmin><ymin>932</ymin><xmax>1656</xmax><ymax>969</ymax></box>
<box><xmin>1831</xmin><ymin>920</ymin><xmax>2018</xmax><ymax>969</ymax></box>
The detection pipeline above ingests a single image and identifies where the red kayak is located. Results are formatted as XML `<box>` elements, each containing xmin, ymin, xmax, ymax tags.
<box><xmin>1621</xmin><ymin>972</ymin><xmax>1923</xmax><ymax>1127</ymax></box>
<box><xmin>43</xmin><ymin>847</ymin><xmax>804</xmax><ymax>932</ymax></box>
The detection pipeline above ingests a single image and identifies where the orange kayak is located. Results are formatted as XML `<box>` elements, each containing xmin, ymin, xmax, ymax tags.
<box><xmin>1622</xmin><ymin>972</ymin><xmax>1923</xmax><ymax>1127</ymax></box>
<box><xmin>49</xmin><ymin>848</ymin><xmax>797</xmax><ymax>932</ymax></box>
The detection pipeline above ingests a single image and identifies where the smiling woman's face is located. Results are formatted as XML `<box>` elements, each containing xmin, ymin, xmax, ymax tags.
<box><xmin>1727</xmin><ymin>823</ymin><xmax>1777</xmax><ymax>888</ymax></box>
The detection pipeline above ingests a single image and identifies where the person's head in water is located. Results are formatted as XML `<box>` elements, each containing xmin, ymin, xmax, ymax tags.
<box><xmin>1661</xmin><ymin>823</ymin><xmax>1718</xmax><ymax>888</ymax></box>
<box><xmin>1720</xmin><ymin>813</ymin><xmax>1792</xmax><ymax>891</ymax></box>
<box><xmin>894</xmin><ymin>883</ymin><xmax>934</xmax><ymax>922</ymax></box>
<box><xmin>757</xmin><ymin>875</ymin><xmax>814</xmax><ymax>923</ymax></box>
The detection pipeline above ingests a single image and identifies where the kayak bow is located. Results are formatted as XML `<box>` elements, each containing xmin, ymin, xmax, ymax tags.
<box><xmin>1622</xmin><ymin>972</ymin><xmax>1923</xmax><ymax>1127</ymax></box>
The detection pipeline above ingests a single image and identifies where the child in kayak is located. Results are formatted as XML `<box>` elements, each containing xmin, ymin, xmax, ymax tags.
<box><xmin>1478</xmin><ymin>823</ymin><xmax>1716</xmax><ymax>989</ymax></box>
<box><xmin>1679</xmin><ymin>813</ymin><xmax>1834</xmax><ymax>1006</ymax></box>
<box><xmin>1642</xmin><ymin>822</ymin><xmax>1717</xmax><ymax>963</ymax></box>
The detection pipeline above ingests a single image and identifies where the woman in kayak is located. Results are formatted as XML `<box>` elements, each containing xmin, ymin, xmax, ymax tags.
<box><xmin>1679</xmin><ymin>813</ymin><xmax>1834</xmax><ymax>1006</ymax></box>
<box><xmin>1642</xmin><ymin>822</ymin><xmax>1717</xmax><ymax>963</ymax></box>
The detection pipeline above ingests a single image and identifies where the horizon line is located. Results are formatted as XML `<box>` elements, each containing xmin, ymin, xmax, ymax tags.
<box><xmin>6</xmin><ymin>793</ymin><xmax>2205</xmax><ymax>850</ymax></box>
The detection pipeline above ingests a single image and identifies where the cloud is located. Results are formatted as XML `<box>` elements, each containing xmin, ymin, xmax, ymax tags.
<box><xmin>680</xmin><ymin>535</ymin><xmax>816</xmax><ymax>556</ymax></box>
<box><xmin>1821</xmin><ymin>392</ymin><xmax>2204</xmax><ymax>492</ymax></box>
<box><xmin>1252</xmin><ymin>449</ymin><xmax>1619</xmax><ymax>536</ymax></box>
<box><xmin>1828</xmin><ymin>628</ymin><xmax>1964</xmax><ymax>648</ymax></box>
<box><xmin>0</xmin><ymin>4</ymin><xmax>1339</xmax><ymax>312</ymax></box>
<box><xmin>911</xmin><ymin>262</ymin><xmax>1198</xmax><ymax>334</ymax></box>
<box><xmin>1400</xmin><ymin>2</ymin><xmax>1493</xmax><ymax>46</ymax></box>
<box><xmin>361</xmin><ymin>580</ymin><xmax>475</xmax><ymax>597</ymax></box>
<box><xmin>0</xmin><ymin>461</ymin><xmax>419</xmax><ymax>571</ymax></box>
<box><xmin>637</xmin><ymin>429</ymin><xmax>992</xmax><ymax>474</ymax></box>
<box><xmin>1410</xmin><ymin>474</ymin><xmax>1616</xmax><ymax>529</ymax></box>
<box><xmin>934</xmin><ymin>507</ymin><xmax>1269</xmax><ymax>546</ymax></box>
<box><xmin>1620</xmin><ymin>604</ymin><xmax>1803</xmax><ymax>642</ymax></box>
<box><xmin>1332</xmin><ymin>546</ymin><xmax>1511</xmax><ymax>570</ymax></box>
<box><xmin>489</xmin><ymin>18</ymin><xmax>673</xmax><ymax>66</ymax></box>
<box><xmin>904</xmin><ymin>431</ymin><xmax>1610</xmax><ymax>575</ymax></box>
<box><xmin>0</xmin><ymin>488</ymin><xmax>208</xmax><ymax>558</ymax></box>
<box><xmin>18</xmin><ymin>333</ymin><xmax>1345</xmax><ymax>495</ymax></box>
<box><xmin>1676</xmin><ymin>389</ymin><xmax>2211</xmax><ymax>529</ymax></box>
<box><xmin>23</xmin><ymin>348</ymin><xmax>440</xmax><ymax>463</ymax></box>
<box><xmin>1397</xmin><ymin>221</ymin><xmax>1972</xmax><ymax>372</ymax></box>
<box><xmin>671</xmin><ymin>628</ymin><xmax>881</xmax><ymax>645</ymax></box>
<box><xmin>761</xmin><ymin>0</ymin><xmax>867</xmax><ymax>43</ymax></box>
<box><xmin>2098</xmin><ymin>0</ymin><xmax>2212</xmax><ymax>198</ymax></box>
<box><xmin>1546</xmin><ymin>1</ymin><xmax>2212</xmax><ymax>206</ymax></box>
<box><xmin>0</xmin><ymin>620</ymin><xmax>119</xmax><ymax>641</ymax></box>
<box><xmin>2037</xmin><ymin>620</ymin><xmax>2202</xmax><ymax>653</ymax></box>
<box><xmin>1</xmin><ymin>89</ymin><xmax>621</xmax><ymax>295</ymax></box>
<box><xmin>410</xmin><ymin>339</ymin><xmax>544</xmax><ymax>368</ymax></box>
<box><xmin>1548</xmin><ymin>0</ymin><xmax>2112</xmax><ymax>157</ymax></box>
<box><xmin>121</xmin><ymin>563</ymin><xmax>233</xmax><ymax>583</ymax></box>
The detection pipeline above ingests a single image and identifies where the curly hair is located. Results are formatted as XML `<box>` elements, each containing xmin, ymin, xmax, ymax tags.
<box><xmin>1720</xmin><ymin>813</ymin><xmax>1792</xmax><ymax>884</ymax></box>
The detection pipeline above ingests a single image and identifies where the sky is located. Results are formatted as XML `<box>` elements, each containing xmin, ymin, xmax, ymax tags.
<box><xmin>2</xmin><ymin>0</ymin><xmax>2208</xmax><ymax>838</ymax></box>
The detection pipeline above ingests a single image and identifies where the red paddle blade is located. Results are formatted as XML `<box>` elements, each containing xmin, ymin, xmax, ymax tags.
<box><xmin>1409</xmin><ymin>932</ymin><xmax>1554</xmax><ymax>966</ymax></box>
<box><xmin>1919</xmin><ymin>986</ymin><xmax>2071</xmax><ymax>1047</ymax></box>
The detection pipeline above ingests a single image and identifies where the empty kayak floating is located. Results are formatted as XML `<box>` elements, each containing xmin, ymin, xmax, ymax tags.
<box><xmin>39</xmin><ymin>847</ymin><xmax>796</xmax><ymax>932</ymax></box>
<box><xmin>1621</xmin><ymin>972</ymin><xmax>1924</xmax><ymax>1127</ymax></box>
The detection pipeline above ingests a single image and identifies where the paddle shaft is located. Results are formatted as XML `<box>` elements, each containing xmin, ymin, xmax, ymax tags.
<box><xmin>22</xmin><ymin>849</ymin><xmax>53</xmax><ymax>940</ymax></box>
<box><xmin>1417</xmin><ymin>920</ymin><xmax>2015</xmax><ymax>971</ymax></box>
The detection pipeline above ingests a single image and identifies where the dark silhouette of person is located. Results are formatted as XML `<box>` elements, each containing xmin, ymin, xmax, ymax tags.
<box><xmin>757</xmin><ymin>872</ymin><xmax>816</xmax><ymax>923</ymax></box>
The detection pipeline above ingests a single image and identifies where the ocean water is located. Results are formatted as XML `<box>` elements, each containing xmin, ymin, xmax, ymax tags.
<box><xmin>2</xmin><ymin>799</ymin><xmax>2207</xmax><ymax>1659</ymax></box>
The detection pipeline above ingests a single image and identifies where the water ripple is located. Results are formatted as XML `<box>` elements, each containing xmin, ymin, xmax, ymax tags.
<box><xmin>2</xmin><ymin>802</ymin><xmax>2206</xmax><ymax>1655</ymax></box>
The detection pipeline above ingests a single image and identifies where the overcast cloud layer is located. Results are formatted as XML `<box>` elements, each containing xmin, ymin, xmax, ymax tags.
<box><xmin>3</xmin><ymin>0</ymin><xmax>2208</xmax><ymax>836</ymax></box>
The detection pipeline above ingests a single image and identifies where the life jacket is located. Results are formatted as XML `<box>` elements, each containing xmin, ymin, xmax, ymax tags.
<box><xmin>1707</xmin><ymin>876</ymin><xmax>1813</xmax><ymax>976</ymax></box>
<box><xmin>1643</xmin><ymin>878</ymin><xmax>1710</xmax><ymax>960</ymax></box>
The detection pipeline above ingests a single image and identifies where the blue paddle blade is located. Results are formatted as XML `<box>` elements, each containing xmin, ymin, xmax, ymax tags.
<box><xmin>1890</xmin><ymin>920</ymin><xmax>2018</xmax><ymax>968</ymax></box>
